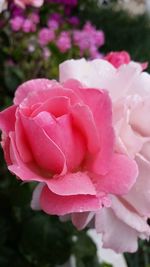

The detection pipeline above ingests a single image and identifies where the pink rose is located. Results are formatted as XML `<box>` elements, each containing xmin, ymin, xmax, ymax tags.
<box><xmin>104</xmin><ymin>51</ymin><xmax>131</xmax><ymax>68</ymax></box>
<box><xmin>14</xmin><ymin>0</ymin><xmax>43</xmax><ymax>8</ymax></box>
<box><xmin>0</xmin><ymin>79</ymin><xmax>137</xmax><ymax>217</ymax></box>
<box><xmin>59</xmin><ymin>58</ymin><xmax>150</xmax><ymax>252</ymax></box>
<box><xmin>104</xmin><ymin>50</ymin><xmax>148</xmax><ymax>70</ymax></box>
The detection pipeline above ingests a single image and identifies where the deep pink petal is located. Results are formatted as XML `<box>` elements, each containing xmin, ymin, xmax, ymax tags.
<box><xmin>0</xmin><ymin>105</ymin><xmax>16</xmax><ymax>133</ymax></box>
<box><xmin>40</xmin><ymin>185</ymin><xmax>102</xmax><ymax>215</ymax></box>
<box><xmin>85</xmin><ymin>124</ymin><xmax>114</xmax><ymax>175</ymax></box>
<box><xmin>30</xmin><ymin>96</ymin><xmax>70</xmax><ymax>118</ymax></box>
<box><xmin>64</xmin><ymin>81</ymin><xmax>114</xmax><ymax>174</ymax></box>
<box><xmin>20</xmin><ymin>112</ymin><xmax>66</xmax><ymax>174</ymax></box>
<box><xmin>78</xmin><ymin>88</ymin><xmax>114</xmax><ymax>175</ymax></box>
<box><xmin>20</xmin><ymin>86</ymin><xmax>81</xmax><ymax>116</ymax></box>
<box><xmin>8</xmin><ymin>132</ymin><xmax>53</xmax><ymax>182</ymax></box>
<box><xmin>91</xmin><ymin>154</ymin><xmax>138</xmax><ymax>195</ymax></box>
<box><xmin>46</xmin><ymin>172</ymin><xmax>96</xmax><ymax>196</ymax></box>
<box><xmin>15</xmin><ymin>111</ymin><xmax>33</xmax><ymax>162</ymax></box>
<box><xmin>34</xmin><ymin>111</ymin><xmax>86</xmax><ymax>171</ymax></box>
<box><xmin>71</xmin><ymin>103</ymin><xmax>100</xmax><ymax>153</ymax></box>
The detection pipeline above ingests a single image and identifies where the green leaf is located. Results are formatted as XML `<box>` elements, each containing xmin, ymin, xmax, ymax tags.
<box><xmin>20</xmin><ymin>213</ymin><xmax>72</xmax><ymax>266</ymax></box>
<box><xmin>4</xmin><ymin>65</ymin><xmax>24</xmax><ymax>93</ymax></box>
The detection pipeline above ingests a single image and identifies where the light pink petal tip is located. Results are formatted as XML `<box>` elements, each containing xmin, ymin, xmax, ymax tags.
<box><xmin>14</xmin><ymin>79</ymin><xmax>57</xmax><ymax>105</ymax></box>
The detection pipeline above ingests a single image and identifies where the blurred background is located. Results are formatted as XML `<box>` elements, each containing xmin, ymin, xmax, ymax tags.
<box><xmin>1</xmin><ymin>0</ymin><xmax>150</xmax><ymax>266</ymax></box>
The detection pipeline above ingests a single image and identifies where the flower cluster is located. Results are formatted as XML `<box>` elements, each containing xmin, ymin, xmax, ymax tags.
<box><xmin>10</xmin><ymin>12</ymin><xmax>39</xmax><ymax>32</ymax></box>
<box><xmin>9</xmin><ymin>6</ymin><xmax>104</xmax><ymax>58</ymax></box>
<box><xmin>0</xmin><ymin>0</ymin><xmax>105</xmax><ymax>84</ymax></box>
<box><xmin>73</xmin><ymin>22</ymin><xmax>105</xmax><ymax>59</ymax></box>
<box><xmin>37</xmin><ymin>20</ymin><xmax>104</xmax><ymax>58</ymax></box>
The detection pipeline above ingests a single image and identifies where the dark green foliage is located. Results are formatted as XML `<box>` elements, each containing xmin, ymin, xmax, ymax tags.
<box><xmin>79</xmin><ymin>4</ymin><xmax>150</xmax><ymax>70</ymax></box>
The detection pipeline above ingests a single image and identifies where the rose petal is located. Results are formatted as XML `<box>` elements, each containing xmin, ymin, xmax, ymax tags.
<box><xmin>111</xmin><ymin>196</ymin><xmax>150</xmax><ymax>234</ymax></box>
<box><xmin>40</xmin><ymin>185</ymin><xmax>102</xmax><ymax>215</ymax></box>
<box><xmin>30</xmin><ymin>96</ymin><xmax>70</xmax><ymax>118</ymax></box>
<box><xmin>130</xmin><ymin>96</ymin><xmax>150</xmax><ymax>137</ymax></box>
<box><xmin>0</xmin><ymin>105</ymin><xmax>16</xmax><ymax>133</ymax></box>
<box><xmin>91</xmin><ymin>154</ymin><xmax>138</xmax><ymax>195</ymax></box>
<box><xmin>123</xmin><ymin>155</ymin><xmax>150</xmax><ymax>216</ymax></box>
<box><xmin>32</xmin><ymin>111</ymin><xmax>86</xmax><ymax>171</ymax></box>
<box><xmin>46</xmin><ymin>172</ymin><xmax>96</xmax><ymax>196</ymax></box>
<box><xmin>59</xmin><ymin>58</ymin><xmax>116</xmax><ymax>90</ymax></box>
<box><xmin>60</xmin><ymin>59</ymin><xmax>142</xmax><ymax>101</ymax></box>
<box><xmin>70</xmin><ymin>103</ymin><xmax>100</xmax><ymax>153</ymax></box>
<box><xmin>20</xmin><ymin>85</ymin><xmax>81</xmax><ymax>114</ymax></box>
<box><xmin>95</xmin><ymin>208</ymin><xmax>139</xmax><ymax>253</ymax></box>
<box><xmin>14</xmin><ymin>79</ymin><xmax>57</xmax><ymax>105</ymax></box>
<box><xmin>19</xmin><ymin>112</ymin><xmax>67</xmax><ymax>174</ymax></box>
<box><xmin>8</xmin><ymin>132</ymin><xmax>56</xmax><ymax>182</ymax></box>
<box><xmin>118</xmin><ymin>119</ymin><xmax>146</xmax><ymax>158</ymax></box>
<box><xmin>64</xmin><ymin>81</ymin><xmax>114</xmax><ymax>174</ymax></box>
<box><xmin>15</xmin><ymin>111</ymin><xmax>33</xmax><ymax>162</ymax></box>
<box><xmin>72</xmin><ymin>212</ymin><xmax>94</xmax><ymax>230</ymax></box>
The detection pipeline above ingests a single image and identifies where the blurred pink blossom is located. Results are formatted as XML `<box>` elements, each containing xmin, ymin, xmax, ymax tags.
<box><xmin>47</xmin><ymin>19</ymin><xmax>59</xmax><ymax>30</ymax></box>
<box><xmin>38</xmin><ymin>28</ymin><xmax>55</xmax><ymax>46</ymax></box>
<box><xmin>22</xmin><ymin>18</ymin><xmax>36</xmax><ymax>32</ymax></box>
<box><xmin>10</xmin><ymin>16</ymin><xmax>24</xmax><ymax>31</ymax></box>
<box><xmin>30</xmin><ymin>13</ymin><xmax>40</xmax><ymax>24</ymax></box>
<box><xmin>56</xmin><ymin>31</ymin><xmax>71</xmax><ymax>53</ymax></box>
<box><xmin>73</xmin><ymin>22</ymin><xmax>105</xmax><ymax>58</ymax></box>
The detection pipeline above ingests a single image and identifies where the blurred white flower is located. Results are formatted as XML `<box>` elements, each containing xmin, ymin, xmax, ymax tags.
<box><xmin>0</xmin><ymin>0</ymin><xmax>8</xmax><ymax>13</ymax></box>
<box><xmin>88</xmin><ymin>229</ymin><xmax>128</xmax><ymax>267</ymax></box>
